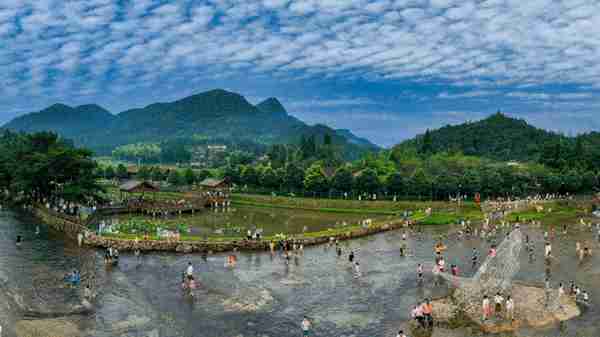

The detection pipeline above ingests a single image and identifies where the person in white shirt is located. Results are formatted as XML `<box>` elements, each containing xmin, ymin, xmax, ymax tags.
<box><xmin>494</xmin><ymin>292</ymin><xmax>504</xmax><ymax>316</ymax></box>
<box><xmin>558</xmin><ymin>283</ymin><xmax>565</xmax><ymax>310</ymax></box>
<box><xmin>396</xmin><ymin>330</ymin><xmax>407</xmax><ymax>337</ymax></box>
<box><xmin>411</xmin><ymin>304</ymin><xmax>425</xmax><ymax>328</ymax></box>
<box><xmin>544</xmin><ymin>242</ymin><xmax>552</xmax><ymax>258</ymax></box>
<box><xmin>186</xmin><ymin>262</ymin><xmax>194</xmax><ymax>280</ymax></box>
<box><xmin>301</xmin><ymin>317</ymin><xmax>311</xmax><ymax>336</ymax></box>
<box><xmin>354</xmin><ymin>261</ymin><xmax>361</xmax><ymax>277</ymax></box>
<box><xmin>505</xmin><ymin>296</ymin><xmax>514</xmax><ymax>321</ymax></box>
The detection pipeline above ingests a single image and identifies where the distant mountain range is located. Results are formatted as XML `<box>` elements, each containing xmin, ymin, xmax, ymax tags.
<box><xmin>3</xmin><ymin>89</ymin><xmax>379</xmax><ymax>158</ymax></box>
<box><xmin>393</xmin><ymin>111</ymin><xmax>600</xmax><ymax>164</ymax></box>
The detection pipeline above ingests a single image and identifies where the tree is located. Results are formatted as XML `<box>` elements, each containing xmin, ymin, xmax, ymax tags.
<box><xmin>116</xmin><ymin>164</ymin><xmax>128</xmax><ymax>180</ymax></box>
<box><xmin>386</xmin><ymin>172</ymin><xmax>405</xmax><ymax>196</ymax></box>
<box><xmin>354</xmin><ymin>168</ymin><xmax>380</xmax><ymax>194</ymax></box>
<box><xmin>331</xmin><ymin>166</ymin><xmax>354</xmax><ymax>193</ymax></box>
<box><xmin>105</xmin><ymin>166</ymin><xmax>116</xmax><ymax>179</ymax></box>
<box><xmin>137</xmin><ymin>166</ymin><xmax>151</xmax><ymax>180</ymax></box>
<box><xmin>167</xmin><ymin>170</ymin><xmax>183</xmax><ymax>186</ymax></box>
<box><xmin>410</xmin><ymin>168</ymin><xmax>432</xmax><ymax>199</ymax></box>
<box><xmin>260</xmin><ymin>167</ymin><xmax>281</xmax><ymax>189</ymax></box>
<box><xmin>151</xmin><ymin>167</ymin><xmax>164</xmax><ymax>181</ymax></box>
<box><xmin>0</xmin><ymin>131</ymin><xmax>104</xmax><ymax>205</ymax></box>
<box><xmin>223</xmin><ymin>165</ymin><xmax>242</xmax><ymax>184</ymax></box>
<box><xmin>461</xmin><ymin>169</ymin><xmax>481</xmax><ymax>197</ymax></box>
<box><xmin>284</xmin><ymin>163</ymin><xmax>305</xmax><ymax>190</ymax></box>
<box><xmin>419</xmin><ymin>129</ymin><xmax>433</xmax><ymax>155</ymax></box>
<box><xmin>304</xmin><ymin>163</ymin><xmax>329</xmax><ymax>193</ymax></box>
<box><xmin>183</xmin><ymin>168</ymin><xmax>196</xmax><ymax>185</ymax></box>
<box><xmin>241</xmin><ymin>166</ymin><xmax>259</xmax><ymax>186</ymax></box>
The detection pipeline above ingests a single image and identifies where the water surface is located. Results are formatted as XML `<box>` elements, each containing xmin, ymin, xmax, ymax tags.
<box><xmin>1</xmin><ymin>208</ymin><xmax>599</xmax><ymax>337</ymax></box>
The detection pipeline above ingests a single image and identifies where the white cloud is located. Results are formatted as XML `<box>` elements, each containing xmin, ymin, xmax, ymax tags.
<box><xmin>1</xmin><ymin>0</ymin><xmax>600</xmax><ymax>136</ymax></box>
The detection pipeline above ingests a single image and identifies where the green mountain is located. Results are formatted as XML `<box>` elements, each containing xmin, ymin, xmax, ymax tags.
<box><xmin>3</xmin><ymin>103</ymin><xmax>116</xmax><ymax>148</ymax></box>
<box><xmin>335</xmin><ymin>129</ymin><xmax>379</xmax><ymax>150</ymax></box>
<box><xmin>3</xmin><ymin>89</ymin><xmax>378</xmax><ymax>159</ymax></box>
<box><xmin>392</xmin><ymin>112</ymin><xmax>561</xmax><ymax>162</ymax></box>
<box><xmin>392</xmin><ymin>112</ymin><xmax>600</xmax><ymax>171</ymax></box>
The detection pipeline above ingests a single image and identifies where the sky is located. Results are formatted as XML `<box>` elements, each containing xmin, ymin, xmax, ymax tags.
<box><xmin>1</xmin><ymin>0</ymin><xmax>600</xmax><ymax>147</ymax></box>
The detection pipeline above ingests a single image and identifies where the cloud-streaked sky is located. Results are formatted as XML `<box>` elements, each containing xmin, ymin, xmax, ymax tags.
<box><xmin>2</xmin><ymin>0</ymin><xmax>600</xmax><ymax>147</ymax></box>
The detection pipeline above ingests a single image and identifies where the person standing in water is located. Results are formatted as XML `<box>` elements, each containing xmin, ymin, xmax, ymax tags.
<box><xmin>301</xmin><ymin>316</ymin><xmax>311</xmax><ymax>337</ymax></box>
<box><xmin>544</xmin><ymin>242</ymin><xmax>552</xmax><ymax>258</ymax></box>
<box><xmin>482</xmin><ymin>295</ymin><xmax>491</xmax><ymax>321</ymax></box>
<box><xmin>505</xmin><ymin>296</ymin><xmax>514</xmax><ymax>321</ymax></box>
<box><xmin>16</xmin><ymin>235</ymin><xmax>22</xmax><ymax>246</ymax></box>
<box><xmin>396</xmin><ymin>330</ymin><xmax>408</xmax><ymax>337</ymax></box>
<box><xmin>348</xmin><ymin>250</ymin><xmax>354</xmax><ymax>263</ymax></box>
<box><xmin>354</xmin><ymin>261</ymin><xmax>361</xmax><ymax>277</ymax></box>
<box><xmin>186</xmin><ymin>262</ymin><xmax>194</xmax><ymax>280</ymax></box>
<box><xmin>400</xmin><ymin>238</ymin><xmax>407</xmax><ymax>257</ymax></box>
<box><xmin>417</xmin><ymin>263</ymin><xmax>424</xmax><ymax>284</ymax></box>
<box><xmin>471</xmin><ymin>248</ymin><xmax>479</xmax><ymax>269</ymax></box>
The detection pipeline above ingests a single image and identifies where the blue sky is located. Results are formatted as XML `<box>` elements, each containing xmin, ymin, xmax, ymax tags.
<box><xmin>1</xmin><ymin>0</ymin><xmax>600</xmax><ymax>147</ymax></box>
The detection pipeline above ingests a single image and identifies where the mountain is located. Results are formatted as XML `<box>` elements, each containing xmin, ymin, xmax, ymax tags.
<box><xmin>392</xmin><ymin>112</ymin><xmax>563</xmax><ymax>162</ymax></box>
<box><xmin>335</xmin><ymin>129</ymin><xmax>379</xmax><ymax>149</ymax></box>
<box><xmin>3</xmin><ymin>103</ymin><xmax>116</xmax><ymax>148</ymax></box>
<box><xmin>2</xmin><ymin>89</ymin><xmax>378</xmax><ymax>159</ymax></box>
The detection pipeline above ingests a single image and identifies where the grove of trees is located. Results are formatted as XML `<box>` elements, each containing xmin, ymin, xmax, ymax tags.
<box><xmin>0</xmin><ymin>131</ymin><xmax>104</xmax><ymax>205</ymax></box>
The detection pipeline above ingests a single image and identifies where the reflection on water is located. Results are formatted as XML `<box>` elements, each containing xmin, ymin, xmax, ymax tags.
<box><xmin>1</xmin><ymin>208</ymin><xmax>599</xmax><ymax>337</ymax></box>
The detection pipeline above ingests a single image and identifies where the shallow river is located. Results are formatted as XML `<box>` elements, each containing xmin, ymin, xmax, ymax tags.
<box><xmin>1</xmin><ymin>208</ymin><xmax>599</xmax><ymax>337</ymax></box>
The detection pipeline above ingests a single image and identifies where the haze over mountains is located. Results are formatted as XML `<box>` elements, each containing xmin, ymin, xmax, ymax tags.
<box><xmin>3</xmin><ymin>89</ymin><xmax>378</xmax><ymax>158</ymax></box>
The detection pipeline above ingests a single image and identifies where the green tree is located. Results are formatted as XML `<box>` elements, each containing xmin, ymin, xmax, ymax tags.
<box><xmin>354</xmin><ymin>168</ymin><xmax>380</xmax><ymax>194</ymax></box>
<box><xmin>410</xmin><ymin>168</ymin><xmax>432</xmax><ymax>199</ymax></box>
<box><xmin>183</xmin><ymin>168</ymin><xmax>196</xmax><ymax>185</ymax></box>
<box><xmin>331</xmin><ymin>166</ymin><xmax>354</xmax><ymax>193</ymax></box>
<box><xmin>223</xmin><ymin>165</ymin><xmax>241</xmax><ymax>184</ymax></box>
<box><xmin>241</xmin><ymin>166</ymin><xmax>259</xmax><ymax>186</ymax></box>
<box><xmin>151</xmin><ymin>167</ymin><xmax>164</xmax><ymax>181</ymax></box>
<box><xmin>116</xmin><ymin>164</ymin><xmax>128</xmax><ymax>179</ymax></box>
<box><xmin>386</xmin><ymin>172</ymin><xmax>405</xmax><ymax>196</ymax></box>
<box><xmin>137</xmin><ymin>166</ymin><xmax>151</xmax><ymax>180</ymax></box>
<box><xmin>419</xmin><ymin>129</ymin><xmax>433</xmax><ymax>155</ymax></box>
<box><xmin>260</xmin><ymin>167</ymin><xmax>281</xmax><ymax>189</ymax></box>
<box><xmin>105</xmin><ymin>166</ymin><xmax>116</xmax><ymax>179</ymax></box>
<box><xmin>304</xmin><ymin>163</ymin><xmax>329</xmax><ymax>193</ymax></box>
<box><xmin>284</xmin><ymin>163</ymin><xmax>305</xmax><ymax>190</ymax></box>
<box><xmin>167</xmin><ymin>170</ymin><xmax>183</xmax><ymax>186</ymax></box>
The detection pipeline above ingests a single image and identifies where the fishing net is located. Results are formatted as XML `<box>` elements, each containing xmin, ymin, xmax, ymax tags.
<box><xmin>440</xmin><ymin>229</ymin><xmax>526</xmax><ymax>313</ymax></box>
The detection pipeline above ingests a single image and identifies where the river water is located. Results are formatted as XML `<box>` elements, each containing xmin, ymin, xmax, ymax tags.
<box><xmin>1</xmin><ymin>208</ymin><xmax>599</xmax><ymax>337</ymax></box>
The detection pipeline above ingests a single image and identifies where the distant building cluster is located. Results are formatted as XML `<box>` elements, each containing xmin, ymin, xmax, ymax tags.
<box><xmin>191</xmin><ymin>145</ymin><xmax>228</xmax><ymax>167</ymax></box>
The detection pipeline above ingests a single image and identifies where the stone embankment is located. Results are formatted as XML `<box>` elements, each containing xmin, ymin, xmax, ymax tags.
<box><xmin>32</xmin><ymin>204</ymin><xmax>410</xmax><ymax>253</ymax></box>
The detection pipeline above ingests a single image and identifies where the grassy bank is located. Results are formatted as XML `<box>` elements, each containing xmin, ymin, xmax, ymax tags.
<box><xmin>505</xmin><ymin>201</ymin><xmax>595</xmax><ymax>226</ymax></box>
<box><xmin>231</xmin><ymin>193</ymin><xmax>475</xmax><ymax>213</ymax></box>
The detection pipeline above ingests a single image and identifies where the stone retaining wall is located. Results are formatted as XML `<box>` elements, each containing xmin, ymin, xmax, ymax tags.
<box><xmin>33</xmin><ymin>205</ymin><xmax>87</xmax><ymax>240</ymax></box>
<box><xmin>33</xmin><ymin>205</ymin><xmax>409</xmax><ymax>253</ymax></box>
<box><xmin>83</xmin><ymin>220</ymin><xmax>408</xmax><ymax>253</ymax></box>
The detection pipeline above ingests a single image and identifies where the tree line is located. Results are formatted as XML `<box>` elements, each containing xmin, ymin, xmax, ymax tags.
<box><xmin>0</xmin><ymin>131</ymin><xmax>104</xmax><ymax>205</ymax></box>
<box><xmin>222</xmin><ymin>151</ymin><xmax>600</xmax><ymax>200</ymax></box>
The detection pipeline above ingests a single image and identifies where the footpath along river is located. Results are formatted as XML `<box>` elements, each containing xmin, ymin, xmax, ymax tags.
<box><xmin>0</xmin><ymin>207</ymin><xmax>599</xmax><ymax>337</ymax></box>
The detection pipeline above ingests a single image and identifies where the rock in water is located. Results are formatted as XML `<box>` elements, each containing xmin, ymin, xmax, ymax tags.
<box><xmin>16</xmin><ymin>319</ymin><xmax>80</xmax><ymax>337</ymax></box>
